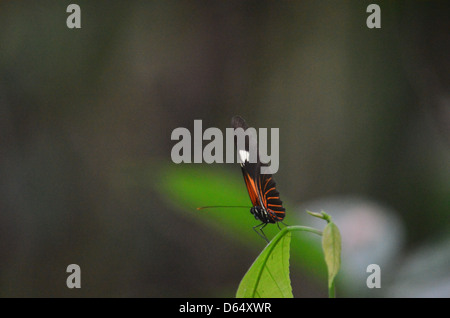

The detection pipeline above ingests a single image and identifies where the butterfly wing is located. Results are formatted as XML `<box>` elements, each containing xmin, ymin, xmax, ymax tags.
<box><xmin>259</xmin><ymin>173</ymin><xmax>285</xmax><ymax>222</ymax></box>
<box><xmin>232</xmin><ymin>116</ymin><xmax>260</xmax><ymax>207</ymax></box>
<box><xmin>241</xmin><ymin>166</ymin><xmax>260</xmax><ymax>207</ymax></box>
<box><xmin>232</xmin><ymin>115</ymin><xmax>285</xmax><ymax>222</ymax></box>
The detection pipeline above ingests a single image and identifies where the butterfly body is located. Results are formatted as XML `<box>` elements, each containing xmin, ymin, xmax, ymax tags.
<box><xmin>251</xmin><ymin>206</ymin><xmax>274</xmax><ymax>223</ymax></box>
<box><xmin>232</xmin><ymin>116</ymin><xmax>286</xmax><ymax>241</ymax></box>
<box><xmin>241</xmin><ymin>161</ymin><xmax>285</xmax><ymax>224</ymax></box>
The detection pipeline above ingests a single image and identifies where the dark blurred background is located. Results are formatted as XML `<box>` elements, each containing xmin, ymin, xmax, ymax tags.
<box><xmin>0</xmin><ymin>1</ymin><xmax>449</xmax><ymax>297</ymax></box>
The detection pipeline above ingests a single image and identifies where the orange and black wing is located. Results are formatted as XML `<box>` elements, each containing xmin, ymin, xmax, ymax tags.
<box><xmin>259</xmin><ymin>173</ymin><xmax>285</xmax><ymax>222</ymax></box>
<box><xmin>241</xmin><ymin>163</ymin><xmax>286</xmax><ymax>222</ymax></box>
<box><xmin>232</xmin><ymin>115</ymin><xmax>285</xmax><ymax>222</ymax></box>
<box><xmin>242</xmin><ymin>167</ymin><xmax>260</xmax><ymax>207</ymax></box>
<box><xmin>232</xmin><ymin>115</ymin><xmax>260</xmax><ymax>207</ymax></box>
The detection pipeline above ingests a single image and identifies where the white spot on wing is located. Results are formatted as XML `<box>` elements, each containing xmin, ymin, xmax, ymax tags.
<box><xmin>239</xmin><ymin>149</ymin><xmax>249</xmax><ymax>164</ymax></box>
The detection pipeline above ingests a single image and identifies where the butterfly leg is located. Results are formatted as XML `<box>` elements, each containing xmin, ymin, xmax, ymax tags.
<box><xmin>276</xmin><ymin>221</ymin><xmax>288</xmax><ymax>231</ymax></box>
<box><xmin>253</xmin><ymin>223</ymin><xmax>269</xmax><ymax>243</ymax></box>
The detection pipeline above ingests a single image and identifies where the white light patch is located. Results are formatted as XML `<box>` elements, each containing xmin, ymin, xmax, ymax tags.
<box><xmin>239</xmin><ymin>149</ymin><xmax>249</xmax><ymax>164</ymax></box>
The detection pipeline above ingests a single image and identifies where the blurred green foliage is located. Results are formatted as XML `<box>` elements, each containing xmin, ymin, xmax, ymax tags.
<box><xmin>153</xmin><ymin>164</ymin><xmax>327</xmax><ymax>281</ymax></box>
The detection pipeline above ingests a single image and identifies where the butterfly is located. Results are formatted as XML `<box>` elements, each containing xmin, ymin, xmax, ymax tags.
<box><xmin>231</xmin><ymin>115</ymin><xmax>286</xmax><ymax>242</ymax></box>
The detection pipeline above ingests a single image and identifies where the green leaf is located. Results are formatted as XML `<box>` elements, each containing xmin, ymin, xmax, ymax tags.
<box><xmin>322</xmin><ymin>221</ymin><xmax>341</xmax><ymax>291</ymax></box>
<box><xmin>307</xmin><ymin>210</ymin><xmax>331</xmax><ymax>222</ymax></box>
<box><xmin>306</xmin><ymin>210</ymin><xmax>325</xmax><ymax>220</ymax></box>
<box><xmin>236</xmin><ymin>228</ymin><xmax>293</xmax><ymax>298</ymax></box>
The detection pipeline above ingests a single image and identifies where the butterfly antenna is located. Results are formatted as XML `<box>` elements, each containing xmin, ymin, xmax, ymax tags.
<box><xmin>197</xmin><ymin>205</ymin><xmax>250</xmax><ymax>210</ymax></box>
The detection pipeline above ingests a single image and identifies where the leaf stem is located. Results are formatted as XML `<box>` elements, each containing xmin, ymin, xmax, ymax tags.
<box><xmin>286</xmin><ymin>225</ymin><xmax>323</xmax><ymax>237</ymax></box>
<box><xmin>328</xmin><ymin>280</ymin><xmax>336</xmax><ymax>298</ymax></box>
